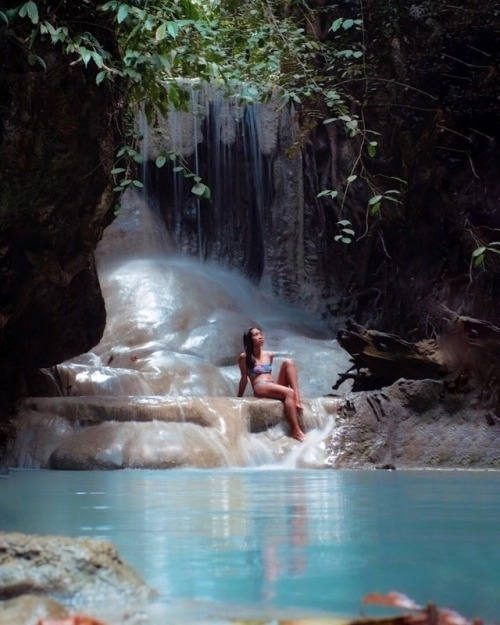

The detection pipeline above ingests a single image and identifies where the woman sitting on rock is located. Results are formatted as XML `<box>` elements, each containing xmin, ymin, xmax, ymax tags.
<box><xmin>237</xmin><ymin>326</ymin><xmax>305</xmax><ymax>441</ymax></box>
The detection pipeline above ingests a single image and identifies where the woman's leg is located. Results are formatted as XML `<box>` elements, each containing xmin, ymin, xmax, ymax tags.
<box><xmin>253</xmin><ymin>382</ymin><xmax>305</xmax><ymax>441</ymax></box>
<box><xmin>276</xmin><ymin>359</ymin><xmax>303</xmax><ymax>410</ymax></box>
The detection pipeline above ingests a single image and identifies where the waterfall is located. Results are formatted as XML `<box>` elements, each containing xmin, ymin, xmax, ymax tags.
<box><xmin>141</xmin><ymin>83</ymin><xmax>327</xmax><ymax>308</ymax></box>
<box><xmin>7</xmin><ymin>86</ymin><xmax>355</xmax><ymax>470</ymax></box>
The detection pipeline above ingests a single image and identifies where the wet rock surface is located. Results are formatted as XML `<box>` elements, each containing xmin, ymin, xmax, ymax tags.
<box><xmin>4</xmin><ymin>386</ymin><xmax>500</xmax><ymax>470</ymax></box>
<box><xmin>0</xmin><ymin>532</ymin><xmax>155</xmax><ymax>604</ymax></box>
<box><xmin>0</xmin><ymin>595</ymin><xmax>69</xmax><ymax>625</ymax></box>
<box><xmin>329</xmin><ymin>379</ymin><xmax>500</xmax><ymax>469</ymax></box>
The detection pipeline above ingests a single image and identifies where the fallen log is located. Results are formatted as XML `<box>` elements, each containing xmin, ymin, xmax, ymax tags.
<box><xmin>335</xmin><ymin>312</ymin><xmax>500</xmax><ymax>398</ymax></box>
<box><xmin>334</xmin><ymin>319</ymin><xmax>447</xmax><ymax>392</ymax></box>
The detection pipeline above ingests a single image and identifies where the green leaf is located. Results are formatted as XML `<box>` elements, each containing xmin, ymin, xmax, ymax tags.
<box><xmin>317</xmin><ymin>189</ymin><xmax>338</xmax><ymax>199</ymax></box>
<box><xmin>346</xmin><ymin>174</ymin><xmax>357</xmax><ymax>183</ymax></box>
<box><xmin>155</xmin><ymin>22</ymin><xmax>167</xmax><ymax>41</ymax></box>
<box><xmin>472</xmin><ymin>247</ymin><xmax>486</xmax><ymax>258</ymax></box>
<box><xmin>117</xmin><ymin>4</ymin><xmax>129</xmax><ymax>23</ymax></box>
<box><xmin>111</xmin><ymin>167</ymin><xmax>126</xmax><ymax>174</ymax></box>
<box><xmin>19</xmin><ymin>1</ymin><xmax>38</xmax><ymax>24</ymax></box>
<box><xmin>383</xmin><ymin>195</ymin><xmax>401</xmax><ymax>203</ymax></box>
<box><xmin>28</xmin><ymin>1</ymin><xmax>38</xmax><ymax>24</ymax></box>
<box><xmin>369</xmin><ymin>195</ymin><xmax>383</xmax><ymax>205</ymax></box>
<box><xmin>155</xmin><ymin>155</ymin><xmax>167</xmax><ymax>168</ymax></box>
<box><xmin>334</xmin><ymin>234</ymin><xmax>351</xmax><ymax>244</ymax></box>
<box><xmin>168</xmin><ymin>83</ymin><xmax>180</xmax><ymax>108</ymax></box>
<box><xmin>33</xmin><ymin>54</ymin><xmax>46</xmax><ymax>69</ymax></box>
<box><xmin>91</xmin><ymin>51</ymin><xmax>104</xmax><ymax>68</ymax></box>
<box><xmin>337</xmin><ymin>219</ymin><xmax>352</xmax><ymax>226</ymax></box>
<box><xmin>0</xmin><ymin>11</ymin><xmax>8</xmax><ymax>24</ymax></box>
<box><xmin>368</xmin><ymin>143</ymin><xmax>377</xmax><ymax>157</ymax></box>
<box><xmin>330</xmin><ymin>18</ymin><xmax>343</xmax><ymax>32</ymax></box>
<box><xmin>191</xmin><ymin>182</ymin><xmax>207</xmax><ymax>196</ymax></box>
<box><xmin>166</xmin><ymin>21</ymin><xmax>180</xmax><ymax>38</ymax></box>
<box><xmin>342</xmin><ymin>19</ymin><xmax>354</xmax><ymax>30</ymax></box>
<box><xmin>132</xmin><ymin>179</ymin><xmax>144</xmax><ymax>187</ymax></box>
<box><xmin>96</xmin><ymin>70</ymin><xmax>107</xmax><ymax>85</ymax></box>
<box><xmin>81</xmin><ymin>49</ymin><xmax>92</xmax><ymax>67</ymax></box>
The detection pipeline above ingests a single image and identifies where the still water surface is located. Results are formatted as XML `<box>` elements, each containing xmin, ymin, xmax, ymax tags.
<box><xmin>1</xmin><ymin>468</ymin><xmax>499</xmax><ymax>621</ymax></box>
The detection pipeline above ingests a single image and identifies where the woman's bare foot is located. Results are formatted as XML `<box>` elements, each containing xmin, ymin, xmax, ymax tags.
<box><xmin>292</xmin><ymin>429</ymin><xmax>305</xmax><ymax>442</ymax></box>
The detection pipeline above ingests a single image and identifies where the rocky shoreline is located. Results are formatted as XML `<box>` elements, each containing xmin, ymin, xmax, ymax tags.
<box><xmin>0</xmin><ymin>532</ymin><xmax>155</xmax><ymax>625</ymax></box>
<box><xmin>3</xmin><ymin>377</ymin><xmax>500</xmax><ymax>470</ymax></box>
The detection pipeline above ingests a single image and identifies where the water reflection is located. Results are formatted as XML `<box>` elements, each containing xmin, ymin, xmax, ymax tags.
<box><xmin>2</xmin><ymin>469</ymin><xmax>500</xmax><ymax>621</ymax></box>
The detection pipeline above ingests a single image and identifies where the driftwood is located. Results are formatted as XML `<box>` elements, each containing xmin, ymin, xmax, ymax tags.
<box><xmin>334</xmin><ymin>319</ymin><xmax>447</xmax><ymax>391</ymax></box>
<box><xmin>334</xmin><ymin>310</ymin><xmax>500</xmax><ymax>396</ymax></box>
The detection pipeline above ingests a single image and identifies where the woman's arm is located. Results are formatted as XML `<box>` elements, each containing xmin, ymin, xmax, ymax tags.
<box><xmin>237</xmin><ymin>353</ymin><xmax>248</xmax><ymax>397</ymax></box>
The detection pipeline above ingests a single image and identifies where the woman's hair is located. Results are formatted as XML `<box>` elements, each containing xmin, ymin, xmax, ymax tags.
<box><xmin>243</xmin><ymin>326</ymin><xmax>260</xmax><ymax>370</ymax></box>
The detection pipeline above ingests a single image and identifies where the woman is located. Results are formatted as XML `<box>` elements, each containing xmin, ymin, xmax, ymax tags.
<box><xmin>237</xmin><ymin>326</ymin><xmax>306</xmax><ymax>441</ymax></box>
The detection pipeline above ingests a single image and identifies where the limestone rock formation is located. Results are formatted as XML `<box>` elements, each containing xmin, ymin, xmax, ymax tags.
<box><xmin>328</xmin><ymin>379</ymin><xmax>500</xmax><ymax>469</ymax></box>
<box><xmin>0</xmin><ymin>9</ymin><xmax>122</xmax><ymax>413</ymax></box>
<box><xmin>0</xmin><ymin>532</ymin><xmax>156</xmax><ymax>625</ymax></box>
<box><xmin>0</xmin><ymin>531</ymin><xmax>155</xmax><ymax>603</ymax></box>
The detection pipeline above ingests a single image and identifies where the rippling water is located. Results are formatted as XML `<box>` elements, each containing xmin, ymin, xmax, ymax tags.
<box><xmin>1</xmin><ymin>468</ymin><xmax>500</xmax><ymax>622</ymax></box>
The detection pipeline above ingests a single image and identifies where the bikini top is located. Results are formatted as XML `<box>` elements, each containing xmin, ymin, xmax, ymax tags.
<box><xmin>248</xmin><ymin>362</ymin><xmax>272</xmax><ymax>377</ymax></box>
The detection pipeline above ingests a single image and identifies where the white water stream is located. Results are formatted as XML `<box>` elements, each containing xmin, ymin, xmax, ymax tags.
<box><xmin>8</xmin><ymin>190</ymin><xmax>352</xmax><ymax>469</ymax></box>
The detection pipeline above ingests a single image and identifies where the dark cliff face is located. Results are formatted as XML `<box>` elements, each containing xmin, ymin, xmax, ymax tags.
<box><xmin>0</xmin><ymin>17</ymin><xmax>122</xmax><ymax>408</ymax></box>
<box><xmin>301</xmin><ymin>0</ymin><xmax>500</xmax><ymax>337</ymax></box>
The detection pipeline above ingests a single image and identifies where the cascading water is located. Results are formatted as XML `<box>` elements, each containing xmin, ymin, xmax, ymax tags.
<box><xmin>142</xmin><ymin>83</ymin><xmax>332</xmax><ymax>311</ymax></box>
<box><xmin>143</xmin><ymin>83</ymin><xmax>273</xmax><ymax>281</ymax></box>
<box><xmin>7</xmin><ymin>87</ymin><xmax>354</xmax><ymax>471</ymax></box>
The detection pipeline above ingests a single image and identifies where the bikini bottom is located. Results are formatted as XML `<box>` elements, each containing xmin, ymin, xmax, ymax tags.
<box><xmin>253</xmin><ymin>380</ymin><xmax>273</xmax><ymax>388</ymax></box>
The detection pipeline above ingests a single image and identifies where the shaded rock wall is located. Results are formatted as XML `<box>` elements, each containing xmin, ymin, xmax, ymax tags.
<box><xmin>302</xmin><ymin>0</ymin><xmax>500</xmax><ymax>335</ymax></box>
<box><xmin>0</xmin><ymin>13</ymin><xmax>122</xmax><ymax>409</ymax></box>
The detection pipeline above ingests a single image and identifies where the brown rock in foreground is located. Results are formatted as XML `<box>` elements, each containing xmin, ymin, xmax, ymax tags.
<box><xmin>0</xmin><ymin>532</ymin><xmax>155</xmax><ymax>604</ymax></box>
